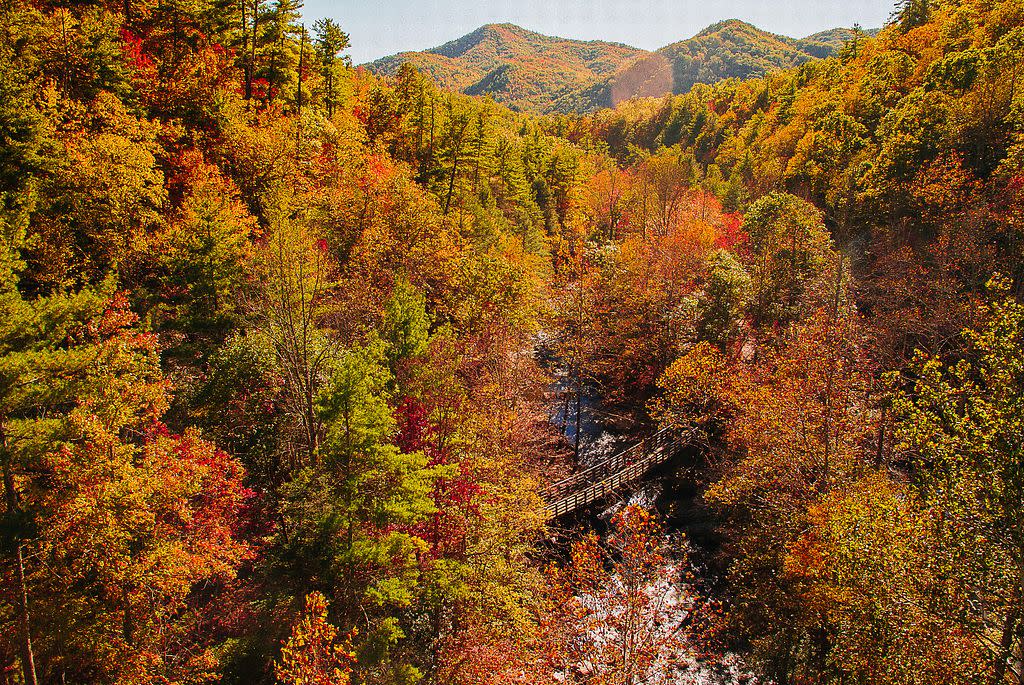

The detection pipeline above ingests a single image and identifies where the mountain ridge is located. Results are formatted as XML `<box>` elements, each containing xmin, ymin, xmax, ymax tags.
<box><xmin>366</xmin><ymin>23</ymin><xmax>647</xmax><ymax>111</ymax></box>
<box><xmin>365</xmin><ymin>21</ymin><xmax>879</xmax><ymax>113</ymax></box>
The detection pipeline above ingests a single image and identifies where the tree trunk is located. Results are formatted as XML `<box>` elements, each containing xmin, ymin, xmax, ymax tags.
<box><xmin>573</xmin><ymin>366</ymin><xmax>582</xmax><ymax>468</ymax></box>
<box><xmin>2</xmin><ymin>430</ymin><xmax>38</xmax><ymax>685</ymax></box>
<box><xmin>12</xmin><ymin>542</ymin><xmax>37</xmax><ymax>685</ymax></box>
<box><xmin>993</xmin><ymin>591</ymin><xmax>1020</xmax><ymax>685</ymax></box>
<box><xmin>296</xmin><ymin>26</ymin><xmax>305</xmax><ymax>116</ymax></box>
<box><xmin>248</xmin><ymin>1</ymin><xmax>259</xmax><ymax>100</ymax></box>
<box><xmin>240</xmin><ymin>0</ymin><xmax>252</xmax><ymax>99</ymax></box>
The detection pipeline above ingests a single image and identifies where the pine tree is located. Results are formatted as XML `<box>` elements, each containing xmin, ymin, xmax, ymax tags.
<box><xmin>260</xmin><ymin>0</ymin><xmax>303</xmax><ymax>102</ymax></box>
<box><xmin>893</xmin><ymin>0</ymin><xmax>931</xmax><ymax>32</ymax></box>
<box><xmin>312</xmin><ymin>18</ymin><xmax>350</xmax><ymax>118</ymax></box>
<box><xmin>0</xmin><ymin>260</ymin><xmax>112</xmax><ymax>685</ymax></box>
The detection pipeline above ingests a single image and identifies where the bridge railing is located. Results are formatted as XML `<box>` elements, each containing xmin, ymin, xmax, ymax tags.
<box><xmin>540</xmin><ymin>424</ymin><xmax>680</xmax><ymax>506</ymax></box>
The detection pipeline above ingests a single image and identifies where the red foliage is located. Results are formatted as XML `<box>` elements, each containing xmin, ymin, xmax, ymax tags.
<box><xmin>417</xmin><ymin>460</ymin><xmax>483</xmax><ymax>561</ymax></box>
<box><xmin>395</xmin><ymin>396</ymin><xmax>431</xmax><ymax>453</ymax></box>
<box><xmin>119</xmin><ymin>29</ymin><xmax>156</xmax><ymax>72</ymax></box>
<box><xmin>169</xmin><ymin>435</ymin><xmax>253</xmax><ymax>525</ymax></box>
<box><xmin>357</xmin><ymin>154</ymin><xmax>396</xmax><ymax>194</ymax></box>
<box><xmin>251</xmin><ymin>78</ymin><xmax>272</xmax><ymax>100</ymax></box>
<box><xmin>396</xmin><ymin>395</ymin><xmax>484</xmax><ymax>561</ymax></box>
<box><xmin>715</xmin><ymin>211</ymin><xmax>749</xmax><ymax>252</ymax></box>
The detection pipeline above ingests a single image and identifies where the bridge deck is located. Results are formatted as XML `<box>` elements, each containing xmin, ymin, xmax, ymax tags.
<box><xmin>541</xmin><ymin>425</ymin><xmax>686</xmax><ymax>516</ymax></box>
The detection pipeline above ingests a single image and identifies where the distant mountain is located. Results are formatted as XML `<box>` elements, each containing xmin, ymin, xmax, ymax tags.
<box><xmin>365</xmin><ymin>21</ymin><xmax>879</xmax><ymax>113</ymax></box>
<box><xmin>800</xmin><ymin>26</ymin><xmax>881</xmax><ymax>54</ymax></box>
<box><xmin>550</xmin><ymin>21</ymin><xmax>881</xmax><ymax>112</ymax></box>
<box><xmin>660</xmin><ymin>20</ymin><xmax>844</xmax><ymax>93</ymax></box>
<box><xmin>365</xmin><ymin>23</ymin><xmax>646</xmax><ymax>111</ymax></box>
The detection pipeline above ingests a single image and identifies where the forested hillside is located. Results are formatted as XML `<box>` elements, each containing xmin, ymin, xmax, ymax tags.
<box><xmin>658</xmin><ymin>20</ymin><xmax>869</xmax><ymax>93</ymax></box>
<box><xmin>366</xmin><ymin>23</ymin><xmax>646</xmax><ymax>112</ymax></box>
<box><xmin>570</xmin><ymin>0</ymin><xmax>1024</xmax><ymax>679</ymax></box>
<box><xmin>0</xmin><ymin>0</ymin><xmax>1023</xmax><ymax>684</ymax></box>
<box><xmin>367</xmin><ymin>21</ymin><xmax>875</xmax><ymax>114</ymax></box>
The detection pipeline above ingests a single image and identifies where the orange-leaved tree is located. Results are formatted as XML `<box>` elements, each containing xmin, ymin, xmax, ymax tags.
<box><xmin>545</xmin><ymin>506</ymin><xmax>700</xmax><ymax>685</ymax></box>
<box><xmin>276</xmin><ymin>592</ymin><xmax>356</xmax><ymax>685</ymax></box>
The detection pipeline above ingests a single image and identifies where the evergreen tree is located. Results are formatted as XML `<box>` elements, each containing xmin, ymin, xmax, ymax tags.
<box><xmin>260</xmin><ymin>0</ymin><xmax>304</xmax><ymax>102</ymax></box>
<box><xmin>312</xmin><ymin>18</ymin><xmax>350</xmax><ymax>117</ymax></box>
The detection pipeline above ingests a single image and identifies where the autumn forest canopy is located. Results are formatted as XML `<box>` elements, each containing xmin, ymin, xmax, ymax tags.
<box><xmin>1</xmin><ymin>0</ymin><xmax>1023</xmax><ymax>683</ymax></box>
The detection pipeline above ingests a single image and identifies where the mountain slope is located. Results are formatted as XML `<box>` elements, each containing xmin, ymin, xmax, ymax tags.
<box><xmin>659</xmin><ymin>20</ymin><xmax>829</xmax><ymax>93</ymax></box>
<box><xmin>557</xmin><ymin>21</ymin><xmax>881</xmax><ymax>112</ymax></box>
<box><xmin>367</xmin><ymin>21</ymin><xmax>878</xmax><ymax>114</ymax></box>
<box><xmin>550</xmin><ymin>22</ymin><xmax>882</xmax><ymax>112</ymax></box>
<box><xmin>365</xmin><ymin>23</ymin><xmax>646</xmax><ymax>111</ymax></box>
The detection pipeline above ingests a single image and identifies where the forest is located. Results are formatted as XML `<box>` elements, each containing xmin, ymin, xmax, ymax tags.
<box><xmin>0</xmin><ymin>0</ymin><xmax>1022</xmax><ymax>683</ymax></box>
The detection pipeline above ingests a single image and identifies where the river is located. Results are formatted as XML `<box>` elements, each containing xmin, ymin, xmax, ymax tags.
<box><xmin>539</xmin><ymin>345</ymin><xmax>757</xmax><ymax>684</ymax></box>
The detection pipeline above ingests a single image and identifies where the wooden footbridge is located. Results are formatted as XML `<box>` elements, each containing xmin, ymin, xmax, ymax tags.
<box><xmin>541</xmin><ymin>425</ymin><xmax>689</xmax><ymax>516</ymax></box>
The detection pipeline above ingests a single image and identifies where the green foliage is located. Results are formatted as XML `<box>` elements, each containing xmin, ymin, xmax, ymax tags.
<box><xmin>157</xmin><ymin>151</ymin><xmax>255</xmax><ymax>356</ymax></box>
<box><xmin>0</xmin><ymin>48</ymin><xmax>45</xmax><ymax>253</ymax></box>
<box><xmin>313</xmin><ymin>18</ymin><xmax>351</xmax><ymax>117</ymax></box>
<box><xmin>259</xmin><ymin>0</ymin><xmax>304</xmax><ymax>102</ymax></box>
<box><xmin>894</xmin><ymin>0</ymin><xmax>933</xmax><ymax>32</ymax></box>
<box><xmin>273</xmin><ymin>341</ymin><xmax>437</xmax><ymax>680</ymax></box>
<box><xmin>695</xmin><ymin>249</ymin><xmax>751</xmax><ymax>347</ymax></box>
<box><xmin>369</xmin><ymin>20</ymin><xmax>864</xmax><ymax>114</ymax></box>
<box><xmin>742</xmin><ymin>192</ymin><xmax>837</xmax><ymax>324</ymax></box>
<box><xmin>381</xmin><ymin>277</ymin><xmax>430</xmax><ymax>370</ymax></box>
<box><xmin>660</xmin><ymin>20</ymin><xmax>829</xmax><ymax>95</ymax></box>
<box><xmin>888</xmin><ymin>277</ymin><xmax>1024</xmax><ymax>677</ymax></box>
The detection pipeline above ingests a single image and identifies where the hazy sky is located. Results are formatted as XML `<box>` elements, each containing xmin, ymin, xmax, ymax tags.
<box><xmin>302</xmin><ymin>0</ymin><xmax>897</xmax><ymax>65</ymax></box>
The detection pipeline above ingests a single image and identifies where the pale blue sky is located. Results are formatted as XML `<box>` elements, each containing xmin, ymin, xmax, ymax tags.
<box><xmin>302</xmin><ymin>0</ymin><xmax>897</xmax><ymax>65</ymax></box>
